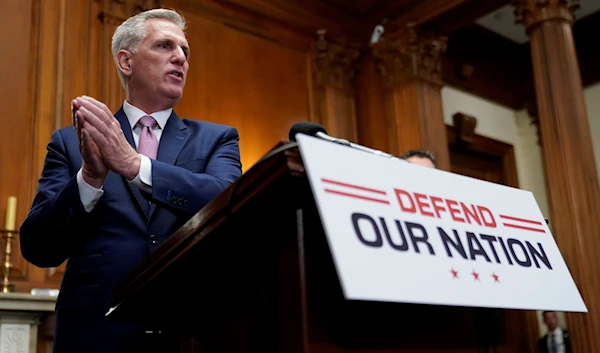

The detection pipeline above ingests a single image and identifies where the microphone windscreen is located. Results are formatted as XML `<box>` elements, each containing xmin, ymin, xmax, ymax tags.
<box><xmin>288</xmin><ymin>122</ymin><xmax>328</xmax><ymax>141</ymax></box>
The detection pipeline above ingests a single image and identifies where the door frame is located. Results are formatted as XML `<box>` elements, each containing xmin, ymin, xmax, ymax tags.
<box><xmin>446</xmin><ymin>124</ymin><xmax>519</xmax><ymax>188</ymax></box>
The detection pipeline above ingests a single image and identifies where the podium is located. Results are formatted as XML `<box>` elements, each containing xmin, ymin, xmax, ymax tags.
<box><xmin>107</xmin><ymin>142</ymin><xmax>535</xmax><ymax>353</ymax></box>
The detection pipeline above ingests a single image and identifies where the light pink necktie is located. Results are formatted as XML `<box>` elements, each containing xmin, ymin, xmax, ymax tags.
<box><xmin>137</xmin><ymin>115</ymin><xmax>159</xmax><ymax>160</ymax></box>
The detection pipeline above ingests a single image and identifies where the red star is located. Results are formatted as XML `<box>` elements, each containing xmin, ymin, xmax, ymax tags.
<box><xmin>471</xmin><ymin>270</ymin><xmax>480</xmax><ymax>281</ymax></box>
<box><xmin>492</xmin><ymin>272</ymin><xmax>500</xmax><ymax>283</ymax></box>
<box><xmin>450</xmin><ymin>268</ymin><xmax>459</xmax><ymax>279</ymax></box>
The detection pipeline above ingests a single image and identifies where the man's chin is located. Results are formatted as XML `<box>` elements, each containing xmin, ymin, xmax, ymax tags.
<box><xmin>157</xmin><ymin>92</ymin><xmax>182</xmax><ymax>107</ymax></box>
<box><xmin>168</xmin><ymin>95</ymin><xmax>183</xmax><ymax>106</ymax></box>
<box><xmin>164</xmin><ymin>89</ymin><xmax>183</xmax><ymax>101</ymax></box>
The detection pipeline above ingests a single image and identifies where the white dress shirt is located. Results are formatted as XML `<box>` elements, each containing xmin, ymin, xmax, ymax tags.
<box><xmin>76</xmin><ymin>100</ymin><xmax>172</xmax><ymax>212</ymax></box>
<box><xmin>546</xmin><ymin>327</ymin><xmax>565</xmax><ymax>353</ymax></box>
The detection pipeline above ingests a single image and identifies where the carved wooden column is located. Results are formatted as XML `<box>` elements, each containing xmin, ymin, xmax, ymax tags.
<box><xmin>310</xmin><ymin>30</ymin><xmax>361</xmax><ymax>140</ymax></box>
<box><xmin>371</xmin><ymin>24</ymin><xmax>450</xmax><ymax>170</ymax></box>
<box><xmin>513</xmin><ymin>0</ymin><xmax>600</xmax><ymax>351</ymax></box>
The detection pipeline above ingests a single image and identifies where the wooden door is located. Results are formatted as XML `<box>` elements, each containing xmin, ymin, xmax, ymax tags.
<box><xmin>445</xmin><ymin>124</ymin><xmax>539</xmax><ymax>353</ymax></box>
<box><xmin>446</xmin><ymin>125</ymin><xmax>519</xmax><ymax>187</ymax></box>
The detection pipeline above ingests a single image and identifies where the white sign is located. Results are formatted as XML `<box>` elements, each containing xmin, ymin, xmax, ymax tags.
<box><xmin>296</xmin><ymin>134</ymin><xmax>586</xmax><ymax>312</ymax></box>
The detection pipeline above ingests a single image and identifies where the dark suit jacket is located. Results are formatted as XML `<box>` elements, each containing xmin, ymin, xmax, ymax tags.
<box><xmin>538</xmin><ymin>329</ymin><xmax>572</xmax><ymax>353</ymax></box>
<box><xmin>20</xmin><ymin>108</ymin><xmax>242</xmax><ymax>353</ymax></box>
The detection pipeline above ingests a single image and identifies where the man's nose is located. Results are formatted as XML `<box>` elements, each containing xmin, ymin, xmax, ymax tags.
<box><xmin>172</xmin><ymin>47</ymin><xmax>186</xmax><ymax>64</ymax></box>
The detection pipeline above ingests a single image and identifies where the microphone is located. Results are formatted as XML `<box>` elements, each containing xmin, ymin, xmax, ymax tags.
<box><xmin>288</xmin><ymin>122</ymin><xmax>328</xmax><ymax>141</ymax></box>
<box><xmin>288</xmin><ymin>122</ymin><xmax>400</xmax><ymax>160</ymax></box>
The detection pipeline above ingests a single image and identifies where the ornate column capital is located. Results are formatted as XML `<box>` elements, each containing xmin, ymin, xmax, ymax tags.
<box><xmin>312</xmin><ymin>29</ymin><xmax>361</xmax><ymax>91</ymax></box>
<box><xmin>512</xmin><ymin>0</ymin><xmax>580</xmax><ymax>31</ymax></box>
<box><xmin>371</xmin><ymin>24</ymin><xmax>447</xmax><ymax>88</ymax></box>
<box><xmin>98</xmin><ymin>0</ymin><xmax>159</xmax><ymax>25</ymax></box>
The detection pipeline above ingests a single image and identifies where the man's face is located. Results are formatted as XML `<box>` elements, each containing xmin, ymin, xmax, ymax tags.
<box><xmin>406</xmin><ymin>156</ymin><xmax>435</xmax><ymax>169</ymax></box>
<box><xmin>127</xmin><ymin>19</ymin><xmax>190</xmax><ymax>110</ymax></box>
<box><xmin>543</xmin><ymin>312</ymin><xmax>559</xmax><ymax>331</ymax></box>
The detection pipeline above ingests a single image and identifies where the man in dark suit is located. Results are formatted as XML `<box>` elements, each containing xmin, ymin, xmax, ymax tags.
<box><xmin>20</xmin><ymin>8</ymin><xmax>242</xmax><ymax>353</ymax></box>
<box><xmin>538</xmin><ymin>311</ymin><xmax>572</xmax><ymax>353</ymax></box>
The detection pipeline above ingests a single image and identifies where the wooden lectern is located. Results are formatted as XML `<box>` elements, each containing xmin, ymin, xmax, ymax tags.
<box><xmin>107</xmin><ymin>143</ymin><xmax>535</xmax><ymax>353</ymax></box>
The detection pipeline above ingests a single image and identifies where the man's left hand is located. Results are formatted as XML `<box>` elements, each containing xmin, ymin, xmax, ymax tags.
<box><xmin>73</xmin><ymin>96</ymin><xmax>141</xmax><ymax>181</ymax></box>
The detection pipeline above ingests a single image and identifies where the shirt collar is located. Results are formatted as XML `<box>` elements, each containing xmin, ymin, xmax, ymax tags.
<box><xmin>123</xmin><ymin>100</ymin><xmax>172</xmax><ymax>130</ymax></box>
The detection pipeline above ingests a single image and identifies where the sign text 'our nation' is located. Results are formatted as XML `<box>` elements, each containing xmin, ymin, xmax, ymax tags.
<box><xmin>351</xmin><ymin>212</ymin><xmax>552</xmax><ymax>270</ymax></box>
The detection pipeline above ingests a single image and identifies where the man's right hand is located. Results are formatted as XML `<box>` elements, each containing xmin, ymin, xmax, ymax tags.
<box><xmin>73</xmin><ymin>99</ymin><xmax>108</xmax><ymax>189</ymax></box>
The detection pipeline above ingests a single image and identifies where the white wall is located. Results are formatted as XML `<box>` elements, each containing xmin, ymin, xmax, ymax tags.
<box><xmin>584</xmin><ymin>82</ymin><xmax>600</xmax><ymax>169</ymax></box>
<box><xmin>513</xmin><ymin>109</ymin><xmax>550</xmax><ymax>219</ymax></box>
<box><xmin>441</xmin><ymin>86</ymin><xmax>548</xmax><ymax>213</ymax></box>
<box><xmin>441</xmin><ymin>86</ymin><xmax>518</xmax><ymax>145</ymax></box>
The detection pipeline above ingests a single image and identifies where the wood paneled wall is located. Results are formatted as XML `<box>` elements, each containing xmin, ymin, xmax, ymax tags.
<box><xmin>163</xmin><ymin>0</ymin><xmax>312</xmax><ymax>167</ymax></box>
<box><xmin>0</xmin><ymin>0</ymin><xmax>323</xmax><ymax>292</ymax></box>
<box><xmin>0</xmin><ymin>0</ymin><xmax>37</xmax><ymax>288</ymax></box>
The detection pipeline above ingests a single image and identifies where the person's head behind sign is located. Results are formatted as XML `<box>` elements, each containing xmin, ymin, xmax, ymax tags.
<box><xmin>400</xmin><ymin>149</ymin><xmax>437</xmax><ymax>169</ymax></box>
<box><xmin>542</xmin><ymin>311</ymin><xmax>559</xmax><ymax>331</ymax></box>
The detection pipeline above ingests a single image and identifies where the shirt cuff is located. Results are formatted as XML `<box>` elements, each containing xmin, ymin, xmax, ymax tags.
<box><xmin>129</xmin><ymin>154</ymin><xmax>152</xmax><ymax>194</ymax></box>
<box><xmin>77</xmin><ymin>169</ymin><xmax>104</xmax><ymax>213</ymax></box>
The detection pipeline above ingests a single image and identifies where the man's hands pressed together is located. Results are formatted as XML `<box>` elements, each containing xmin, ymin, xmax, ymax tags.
<box><xmin>72</xmin><ymin>95</ymin><xmax>141</xmax><ymax>187</ymax></box>
<box><xmin>73</xmin><ymin>97</ymin><xmax>108</xmax><ymax>189</ymax></box>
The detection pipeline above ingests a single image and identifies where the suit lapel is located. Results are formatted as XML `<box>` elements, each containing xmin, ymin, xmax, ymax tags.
<box><xmin>156</xmin><ymin>111</ymin><xmax>190</xmax><ymax>164</ymax></box>
<box><xmin>115</xmin><ymin>108</ymin><xmax>150</xmax><ymax>219</ymax></box>
<box><xmin>148</xmin><ymin>111</ymin><xmax>190</xmax><ymax>219</ymax></box>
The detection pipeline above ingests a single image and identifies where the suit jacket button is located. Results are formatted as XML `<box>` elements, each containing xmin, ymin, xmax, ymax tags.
<box><xmin>149</xmin><ymin>235</ymin><xmax>158</xmax><ymax>245</ymax></box>
<box><xmin>171</xmin><ymin>196</ymin><xmax>178</xmax><ymax>204</ymax></box>
<box><xmin>177</xmin><ymin>198</ymin><xmax>183</xmax><ymax>206</ymax></box>
<box><xmin>183</xmin><ymin>200</ymin><xmax>188</xmax><ymax>207</ymax></box>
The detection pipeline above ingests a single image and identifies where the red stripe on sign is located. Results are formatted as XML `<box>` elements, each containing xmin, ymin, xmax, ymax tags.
<box><xmin>503</xmin><ymin>223</ymin><xmax>546</xmax><ymax>233</ymax></box>
<box><xmin>499</xmin><ymin>214</ymin><xmax>543</xmax><ymax>225</ymax></box>
<box><xmin>324</xmin><ymin>189</ymin><xmax>390</xmax><ymax>204</ymax></box>
<box><xmin>321</xmin><ymin>178</ymin><xmax>387</xmax><ymax>195</ymax></box>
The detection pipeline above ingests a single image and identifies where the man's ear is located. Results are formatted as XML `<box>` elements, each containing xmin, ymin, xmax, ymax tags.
<box><xmin>116</xmin><ymin>49</ymin><xmax>133</xmax><ymax>78</ymax></box>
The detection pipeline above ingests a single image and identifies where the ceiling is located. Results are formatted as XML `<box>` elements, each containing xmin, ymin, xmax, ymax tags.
<box><xmin>209</xmin><ymin>0</ymin><xmax>600</xmax><ymax>110</ymax></box>
<box><xmin>476</xmin><ymin>2</ymin><xmax>600</xmax><ymax>44</ymax></box>
<box><xmin>318</xmin><ymin>0</ymin><xmax>386</xmax><ymax>13</ymax></box>
<box><xmin>318</xmin><ymin>0</ymin><xmax>417</xmax><ymax>18</ymax></box>
<box><xmin>441</xmin><ymin>0</ymin><xmax>600</xmax><ymax>111</ymax></box>
<box><xmin>309</xmin><ymin>0</ymin><xmax>600</xmax><ymax>112</ymax></box>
